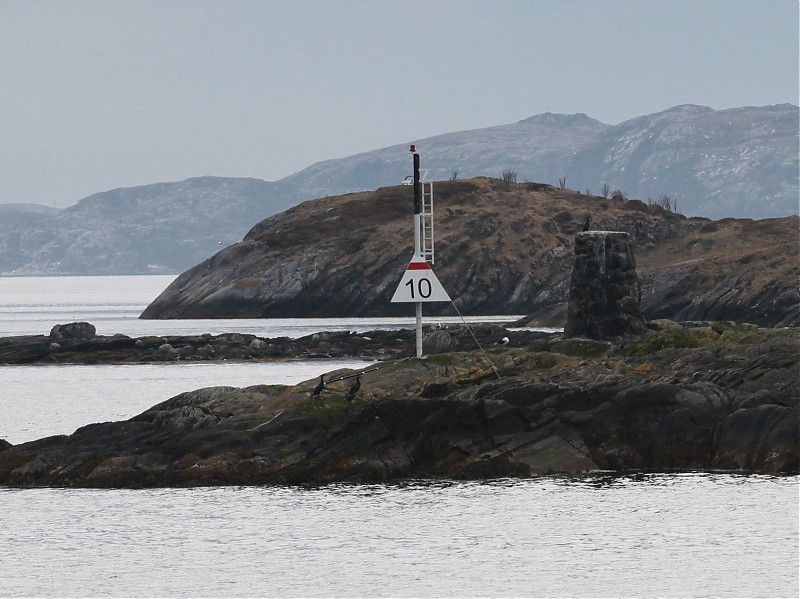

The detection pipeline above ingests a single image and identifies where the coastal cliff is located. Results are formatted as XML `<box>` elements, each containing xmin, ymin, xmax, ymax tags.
<box><xmin>1</xmin><ymin>322</ymin><xmax>796</xmax><ymax>487</ymax></box>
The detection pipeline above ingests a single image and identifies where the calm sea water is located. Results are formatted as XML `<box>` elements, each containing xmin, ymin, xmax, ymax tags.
<box><xmin>0</xmin><ymin>275</ymin><xmax>532</xmax><ymax>338</ymax></box>
<box><xmin>0</xmin><ymin>275</ymin><xmax>797</xmax><ymax>598</ymax></box>
<box><xmin>2</xmin><ymin>475</ymin><xmax>797</xmax><ymax>598</ymax></box>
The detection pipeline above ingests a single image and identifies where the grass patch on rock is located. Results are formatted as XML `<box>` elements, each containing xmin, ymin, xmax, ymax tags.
<box><xmin>295</xmin><ymin>394</ymin><xmax>368</xmax><ymax>430</ymax></box>
<box><xmin>623</xmin><ymin>327</ymin><xmax>719</xmax><ymax>356</ymax></box>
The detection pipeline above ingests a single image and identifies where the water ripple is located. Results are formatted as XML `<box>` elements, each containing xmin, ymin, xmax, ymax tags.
<box><xmin>1</xmin><ymin>475</ymin><xmax>796</xmax><ymax>597</ymax></box>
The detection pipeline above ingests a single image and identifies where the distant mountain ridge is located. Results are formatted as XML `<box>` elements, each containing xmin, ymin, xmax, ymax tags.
<box><xmin>281</xmin><ymin>104</ymin><xmax>798</xmax><ymax>220</ymax></box>
<box><xmin>1</xmin><ymin>104</ymin><xmax>797</xmax><ymax>275</ymax></box>
<box><xmin>0</xmin><ymin>177</ymin><xmax>291</xmax><ymax>275</ymax></box>
<box><xmin>0</xmin><ymin>203</ymin><xmax>61</xmax><ymax>216</ymax></box>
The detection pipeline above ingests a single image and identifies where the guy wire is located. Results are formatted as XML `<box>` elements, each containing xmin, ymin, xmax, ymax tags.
<box><xmin>450</xmin><ymin>300</ymin><xmax>501</xmax><ymax>380</ymax></box>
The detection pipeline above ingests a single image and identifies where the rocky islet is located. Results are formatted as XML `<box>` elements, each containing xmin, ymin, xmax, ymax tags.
<box><xmin>0</xmin><ymin>320</ymin><xmax>796</xmax><ymax>487</ymax></box>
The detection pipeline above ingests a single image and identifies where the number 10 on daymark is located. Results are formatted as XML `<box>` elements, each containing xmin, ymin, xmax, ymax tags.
<box><xmin>390</xmin><ymin>259</ymin><xmax>451</xmax><ymax>303</ymax></box>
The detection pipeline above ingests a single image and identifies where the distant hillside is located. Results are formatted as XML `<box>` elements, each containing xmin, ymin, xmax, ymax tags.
<box><xmin>1</xmin><ymin>104</ymin><xmax>796</xmax><ymax>276</ymax></box>
<box><xmin>0</xmin><ymin>203</ymin><xmax>61</xmax><ymax>216</ymax></box>
<box><xmin>0</xmin><ymin>177</ymin><xmax>290</xmax><ymax>275</ymax></box>
<box><xmin>141</xmin><ymin>178</ymin><xmax>800</xmax><ymax>327</ymax></box>
<box><xmin>279</xmin><ymin>104</ymin><xmax>798</xmax><ymax>220</ymax></box>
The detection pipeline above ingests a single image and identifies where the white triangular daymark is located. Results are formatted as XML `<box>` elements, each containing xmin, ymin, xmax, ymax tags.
<box><xmin>391</xmin><ymin>257</ymin><xmax>451</xmax><ymax>303</ymax></box>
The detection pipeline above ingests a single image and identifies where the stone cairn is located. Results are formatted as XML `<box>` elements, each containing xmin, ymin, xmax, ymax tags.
<box><xmin>565</xmin><ymin>231</ymin><xmax>648</xmax><ymax>340</ymax></box>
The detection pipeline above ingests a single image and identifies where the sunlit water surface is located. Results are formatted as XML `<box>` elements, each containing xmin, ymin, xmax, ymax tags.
<box><xmin>0</xmin><ymin>276</ymin><xmax>796</xmax><ymax>597</ymax></box>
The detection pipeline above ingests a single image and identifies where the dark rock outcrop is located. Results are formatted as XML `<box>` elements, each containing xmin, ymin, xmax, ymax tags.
<box><xmin>565</xmin><ymin>231</ymin><xmax>647</xmax><ymax>339</ymax></box>
<box><xmin>1</xmin><ymin>324</ymin><xmax>796</xmax><ymax>487</ymax></box>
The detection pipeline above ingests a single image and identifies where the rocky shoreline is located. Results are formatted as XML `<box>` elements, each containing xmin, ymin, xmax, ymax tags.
<box><xmin>1</xmin><ymin>320</ymin><xmax>797</xmax><ymax>487</ymax></box>
<box><xmin>0</xmin><ymin>321</ymin><xmax>548</xmax><ymax>365</ymax></box>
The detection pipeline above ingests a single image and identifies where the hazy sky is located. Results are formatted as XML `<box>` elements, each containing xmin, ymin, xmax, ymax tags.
<box><xmin>1</xmin><ymin>0</ymin><xmax>797</xmax><ymax>207</ymax></box>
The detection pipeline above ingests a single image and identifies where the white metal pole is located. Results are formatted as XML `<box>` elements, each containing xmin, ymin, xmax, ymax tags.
<box><xmin>416</xmin><ymin>301</ymin><xmax>423</xmax><ymax>358</ymax></box>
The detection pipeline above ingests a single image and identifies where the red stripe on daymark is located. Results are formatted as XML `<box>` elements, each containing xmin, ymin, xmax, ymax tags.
<box><xmin>407</xmin><ymin>262</ymin><xmax>431</xmax><ymax>270</ymax></box>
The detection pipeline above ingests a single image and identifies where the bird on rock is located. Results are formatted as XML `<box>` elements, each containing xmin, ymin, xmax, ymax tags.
<box><xmin>345</xmin><ymin>375</ymin><xmax>361</xmax><ymax>401</ymax></box>
<box><xmin>582</xmin><ymin>214</ymin><xmax>591</xmax><ymax>231</ymax></box>
<box><xmin>311</xmin><ymin>374</ymin><xmax>325</xmax><ymax>397</ymax></box>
